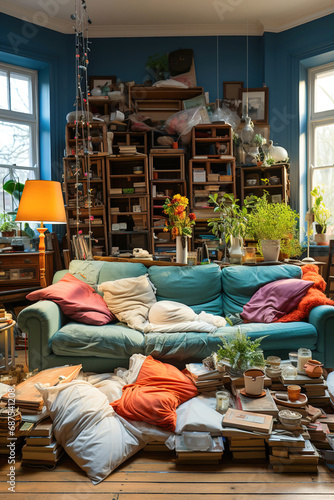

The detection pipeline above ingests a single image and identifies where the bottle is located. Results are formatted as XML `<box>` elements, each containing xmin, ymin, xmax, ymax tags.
<box><xmin>297</xmin><ymin>348</ymin><xmax>312</xmax><ymax>374</ymax></box>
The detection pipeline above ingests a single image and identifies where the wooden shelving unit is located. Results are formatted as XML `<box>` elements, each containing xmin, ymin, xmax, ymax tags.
<box><xmin>191</xmin><ymin>124</ymin><xmax>233</xmax><ymax>158</ymax></box>
<box><xmin>113</xmin><ymin>131</ymin><xmax>147</xmax><ymax>155</ymax></box>
<box><xmin>240</xmin><ymin>163</ymin><xmax>289</xmax><ymax>205</ymax></box>
<box><xmin>106</xmin><ymin>156</ymin><xmax>151</xmax><ymax>252</ymax></box>
<box><xmin>63</xmin><ymin>155</ymin><xmax>109</xmax><ymax>257</ymax></box>
<box><xmin>65</xmin><ymin>123</ymin><xmax>107</xmax><ymax>156</ymax></box>
<box><xmin>149</xmin><ymin>151</ymin><xmax>187</xmax><ymax>256</ymax></box>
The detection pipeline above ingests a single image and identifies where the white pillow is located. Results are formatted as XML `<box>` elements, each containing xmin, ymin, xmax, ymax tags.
<box><xmin>99</xmin><ymin>275</ymin><xmax>156</xmax><ymax>331</ymax></box>
<box><xmin>175</xmin><ymin>396</ymin><xmax>223</xmax><ymax>434</ymax></box>
<box><xmin>36</xmin><ymin>381</ymin><xmax>145</xmax><ymax>484</ymax></box>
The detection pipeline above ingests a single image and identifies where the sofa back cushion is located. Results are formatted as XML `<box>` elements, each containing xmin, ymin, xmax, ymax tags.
<box><xmin>221</xmin><ymin>264</ymin><xmax>302</xmax><ymax>315</ymax></box>
<box><xmin>98</xmin><ymin>262</ymin><xmax>147</xmax><ymax>284</ymax></box>
<box><xmin>148</xmin><ymin>264</ymin><xmax>223</xmax><ymax>315</ymax></box>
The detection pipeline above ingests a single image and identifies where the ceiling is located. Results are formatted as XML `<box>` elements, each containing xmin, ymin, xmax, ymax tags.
<box><xmin>1</xmin><ymin>0</ymin><xmax>334</xmax><ymax>37</ymax></box>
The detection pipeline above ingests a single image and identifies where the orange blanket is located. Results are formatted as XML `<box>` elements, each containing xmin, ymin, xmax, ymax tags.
<box><xmin>276</xmin><ymin>264</ymin><xmax>334</xmax><ymax>323</ymax></box>
<box><xmin>111</xmin><ymin>356</ymin><xmax>198</xmax><ymax>431</ymax></box>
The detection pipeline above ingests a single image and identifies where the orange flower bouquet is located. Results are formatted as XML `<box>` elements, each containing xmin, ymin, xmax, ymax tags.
<box><xmin>162</xmin><ymin>194</ymin><xmax>196</xmax><ymax>239</ymax></box>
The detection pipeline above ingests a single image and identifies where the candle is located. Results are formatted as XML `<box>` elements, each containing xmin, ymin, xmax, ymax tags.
<box><xmin>297</xmin><ymin>348</ymin><xmax>312</xmax><ymax>374</ymax></box>
<box><xmin>216</xmin><ymin>391</ymin><xmax>229</xmax><ymax>414</ymax></box>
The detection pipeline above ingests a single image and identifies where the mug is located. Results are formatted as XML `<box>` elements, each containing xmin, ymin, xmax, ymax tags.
<box><xmin>243</xmin><ymin>368</ymin><xmax>265</xmax><ymax>396</ymax></box>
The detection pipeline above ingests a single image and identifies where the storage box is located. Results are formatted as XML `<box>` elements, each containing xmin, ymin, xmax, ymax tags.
<box><xmin>193</xmin><ymin>169</ymin><xmax>206</xmax><ymax>182</ymax></box>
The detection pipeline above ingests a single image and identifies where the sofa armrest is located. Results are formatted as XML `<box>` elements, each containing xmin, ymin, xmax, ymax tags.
<box><xmin>308</xmin><ymin>305</ymin><xmax>334</xmax><ymax>368</ymax></box>
<box><xmin>18</xmin><ymin>300</ymin><xmax>67</xmax><ymax>371</ymax></box>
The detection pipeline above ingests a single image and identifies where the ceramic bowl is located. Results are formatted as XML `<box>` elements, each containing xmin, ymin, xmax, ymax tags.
<box><xmin>246</xmin><ymin>178</ymin><xmax>257</xmax><ymax>186</ymax></box>
<box><xmin>278</xmin><ymin>410</ymin><xmax>302</xmax><ymax>426</ymax></box>
<box><xmin>266</xmin><ymin>356</ymin><xmax>281</xmax><ymax>367</ymax></box>
<box><xmin>265</xmin><ymin>366</ymin><xmax>282</xmax><ymax>378</ymax></box>
<box><xmin>269</xmin><ymin>176</ymin><xmax>280</xmax><ymax>185</ymax></box>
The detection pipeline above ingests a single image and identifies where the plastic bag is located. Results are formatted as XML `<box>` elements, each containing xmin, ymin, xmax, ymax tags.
<box><xmin>164</xmin><ymin>106</ymin><xmax>210</xmax><ymax>144</ymax></box>
<box><xmin>128</xmin><ymin>113</ymin><xmax>163</xmax><ymax>132</ymax></box>
<box><xmin>211</xmin><ymin>104</ymin><xmax>240</xmax><ymax>131</ymax></box>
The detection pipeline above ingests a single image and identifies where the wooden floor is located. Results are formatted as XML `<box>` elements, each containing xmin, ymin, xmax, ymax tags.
<box><xmin>0</xmin><ymin>450</ymin><xmax>333</xmax><ymax>499</ymax></box>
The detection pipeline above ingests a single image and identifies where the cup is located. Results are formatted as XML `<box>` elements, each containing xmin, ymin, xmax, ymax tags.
<box><xmin>216</xmin><ymin>391</ymin><xmax>230</xmax><ymax>414</ymax></box>
<box><xmin>172</xmin><ymin>141</ymin><xmax>178</xmax><ymax>149</ymax></box>
<box><xmin>243</xmin><ymin>368</ymin><xmax>265</xmax><ymax>396</ymax></box>
<box><xmin>287</xmin><ymin>385</ymin><xmax>301</xmax><ymax>401</ymax></box>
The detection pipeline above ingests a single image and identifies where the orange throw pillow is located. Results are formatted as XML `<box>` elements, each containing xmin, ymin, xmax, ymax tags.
<box><xmin>276</xmin><ymin>264</ymin><xmax>334</xmax><ymax>323</ymax></box>
<box><xmin>111</xmin><ymin>356</ymin><xmax>198</xmax><ymax>431</ymax></box>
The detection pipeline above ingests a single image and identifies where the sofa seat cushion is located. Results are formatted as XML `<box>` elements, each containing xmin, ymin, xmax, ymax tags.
<box><xmin>221</xmin><ymin>264</ymin><xmax>302</xmax><ymax>315</ymax></box>
<box><xmin>148</xmin><ymin>264</ymin><xmax>223</xmax><ymax>315</ymax></box>
<box><xmin>144</xmin><ymin>321</ymin><xmax>317</xmax><ymax>361</ymax></box>
<box><xmin>51</xmin><ymin>322</ymin><xmax>145</xmax><ymax>358</ymax></box>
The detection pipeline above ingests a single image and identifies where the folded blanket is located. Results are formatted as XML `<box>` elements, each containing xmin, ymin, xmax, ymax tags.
<box><xmin>276</xmin><ymin>264</ymin><xmax>334</xmax><ymax>323</ymax></box>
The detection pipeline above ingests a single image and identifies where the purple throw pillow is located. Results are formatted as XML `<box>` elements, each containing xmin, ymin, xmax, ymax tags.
<box><xmin>240</xmin><ymin>278</ymin><xmax>314</xmax><ymax>323</ymax></box>
<box><xmin>27</xmin><ymin>273</ymin><xmax>115</xmax><ymax>325</ymax></box>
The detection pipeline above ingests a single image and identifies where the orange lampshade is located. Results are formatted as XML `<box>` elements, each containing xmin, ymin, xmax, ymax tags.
<box><xmin>15</xmin><ymin>180</ymin><xmax>67</xmax><ymax>224</ymax></box>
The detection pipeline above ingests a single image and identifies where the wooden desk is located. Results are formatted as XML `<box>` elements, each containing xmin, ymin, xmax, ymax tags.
<box><xmin>0</xmin><ymin>251</ymin><xmax>53</xmax><ymax>293</ymax></box>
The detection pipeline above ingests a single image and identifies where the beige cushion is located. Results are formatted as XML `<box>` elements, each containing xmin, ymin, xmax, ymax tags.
<box><xmin>99</xmin><ymin>275</ymin><xmax>156</xmax><ymax>332</ymax></box>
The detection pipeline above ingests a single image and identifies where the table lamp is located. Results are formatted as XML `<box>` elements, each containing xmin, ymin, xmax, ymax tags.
<box><xmin>15</xmin><ymin>180</ymin><xmax>67</xmax><ymax>287</ymax></box>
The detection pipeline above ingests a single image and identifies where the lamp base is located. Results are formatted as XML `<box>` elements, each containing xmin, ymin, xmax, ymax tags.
<box><xmin>302</xmin><ymin>256</ymin><xmax>315</xmax><ymax>262</ymax></box>
<box><xmin>37</xmin><ymin>225</ymin><xmax>47</xmax><ymax>288</ymax></box>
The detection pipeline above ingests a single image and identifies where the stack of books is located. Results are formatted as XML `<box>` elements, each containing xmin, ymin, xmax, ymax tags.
<box><xmin>228</xmin><ymin>435</ymin><xmax>266</xmax><ymax>460</ymax></box>
<box><xmin>222</xmin><ymin>408</ymin><xmax>274</xmax><ymax>435</ymax></box>
<box><xmin>268</xmin><ymin>431</ymin><xmax>319</xmax><ymax>472</ymax></box>
<box><xmin>0</xmin><ymin>408</ymin><xmax>25</xmax><ymax>456</ymax></box>
<box><xmin>185</xmin><ymin>363</ymin><xmax>228</xmax><ymax>393</ymax></box>
<box><xmin>118</xmin><ymin>145</ymin><xmax>137</xmax><ymax>155</ymax></box>
<box><xmin>133</xmin><ymin>181</ymin><xmax>146</xmax><ymax>193</ymax></box>
<box><xmin>21</xmin><ymin>418</ymin><xmax>64</xmax><ymax>466</ymax></box>
<box><xmin>175</xmin><ymin>434</ymin><xmax>224</xmax><ymax>464</ymax></box>
<box><xmin>306</xmin><ymin>420</ymin><xmax>331</xmax><ymax>449</ymax></box>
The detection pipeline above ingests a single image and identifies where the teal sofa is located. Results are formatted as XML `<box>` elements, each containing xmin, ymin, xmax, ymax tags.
<box><xmin>17</xmin><ymin>261</ymin><xmax>334</xmax><ymax>372</ymax></box>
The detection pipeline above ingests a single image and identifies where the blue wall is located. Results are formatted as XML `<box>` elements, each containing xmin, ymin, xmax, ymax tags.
<box><xmin>1</xmin><ymin>11</ymin><xmax>334</xmax><ymax>212</ymax></box>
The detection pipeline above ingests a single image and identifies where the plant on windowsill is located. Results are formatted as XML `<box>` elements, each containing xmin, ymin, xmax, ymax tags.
<box><xmin>216</xmin><ymin>327</ymin><xmax>267</xmax><ymax>377</ymax></box>
<box><xmin>247</xmin><ymin>192</ymin><xmax>302</xmax><ymax>261</ymax></box>
<box><xmin>0</xmin><ymin>213</ymin><xmax>18</xmax><ymax>237</ymax></box>
<box><xmin>310</xmin><ymin>185</ymin><xmax>331</xmax><ymax>245</ymax></box>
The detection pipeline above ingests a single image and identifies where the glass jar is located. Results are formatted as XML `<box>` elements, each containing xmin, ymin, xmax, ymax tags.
<box><xmin>297</xmin><ymin>348</ymin><xmax>312</xmax><ymax>374</ymax></box>
<box><xmin>216</xmin><ymin>390</ymin><xmax>230</xmax><ymax>414</ymax></box>
<box><xmin>11</xmin><ymin>236</ymin><xmax>24</xmax><ymax>252</ymax></box>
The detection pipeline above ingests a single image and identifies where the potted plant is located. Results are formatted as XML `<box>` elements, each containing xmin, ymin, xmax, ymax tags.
<box><xmin>216</xmin><ymin>328</ymin><xmax>266</xmax><ymax>377</ymax></box>
<box><xmin>207</xmin><ymin>193</ymin><xmax>255</xmax><ymax>264</ymax></box>
<box><xmin>310</xmin><ymin>185</ymin><xmax>331</xmax><ymax>245</ymax></box>
<box><xmin>247</xmin><ymin>192</ymin><xmax>302</xmax><ymax>261</ymax></box>
<box><xmin>145</xmin><ymin>53</ymin><xmax>169</xmax><ymax>81</ymax></box>
<box><xmin>0</xmin><ymin>213</ymin><xmax>18</xmax><ymax>237</ymax></box>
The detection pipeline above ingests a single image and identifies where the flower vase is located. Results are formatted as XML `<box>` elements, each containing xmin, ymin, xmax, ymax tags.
<box><xmin>229</xmin><ymin>236</ymin><xmax>243</xmax><ymax>264</ymax></box>
<box><xmin>176</xmin><ymin>235</ymin><xmax>188</xmax><ymax>264</ymax></box>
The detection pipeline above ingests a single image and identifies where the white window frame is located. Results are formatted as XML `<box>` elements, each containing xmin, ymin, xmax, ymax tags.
<box><xmin>0</xmin><ymin>63</ymin><xmax>39</xmax><ymax>209</ymax></box>
<box><xmin>308</xmin><ymin>62</ymin><xmax>334</xmax><ymax>206</ymax></box>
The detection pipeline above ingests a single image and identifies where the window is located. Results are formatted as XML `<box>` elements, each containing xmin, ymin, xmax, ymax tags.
<box><xmin>308</xmin><ymin>63</ymin><xmax>334</xmax><ymax>219</ymax></box>
<box><xmin>0</xmin><ymin>63</ymin><xmax>39</xmax><ymax>213</ymax></box>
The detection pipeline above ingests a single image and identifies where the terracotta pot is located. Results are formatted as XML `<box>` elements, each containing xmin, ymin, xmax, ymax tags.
<box><xmin>303</xmin><ymin>359</ymin><xmax>323</xmax><ymax>378</ymax></box>
<box><xmin>1</xmin><ymin>231</ymin><xmax>16</xmax><ymax>238</ymax></box>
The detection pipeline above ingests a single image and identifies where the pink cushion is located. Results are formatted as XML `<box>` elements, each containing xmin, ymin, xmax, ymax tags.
<box><xmin>240</xmin><ymin>278</ymin><xmax>314</xmax><ymax>323</ymax></box>
<box><xmin>27</xmin><ymin>273</ymin><xmax>115</xmax><ymax>325</ymax></box>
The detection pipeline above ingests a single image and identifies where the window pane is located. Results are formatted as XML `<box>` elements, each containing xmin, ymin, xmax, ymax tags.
<box><xmin>0</xmin><ymin>121</ymin><xmax>31</xmax><ymax>167</ymax></box>
<box><xmin>0</xmin><ymin>71</ymin><xmax>8</xmax><ymax>110</ymax></box>
<box><xmin>315</xmin><ymin>69</ymin><xmax>334</xmax><ymax>113</ymax></box>
<box><xmin>314</xmin><ymin>123</ymin><xmax>334</xmax><ymax>167</ymax></box>
<box><xmin>0</xmin><ymin>169</ymin><xmax>36</xmax><ymax>214</ymax></box>
<box><xmin>313</xmin><ymin>168</ymin><xmax>334</xmax><ymax>224</ymax></box>
<box><xmin>10</xmin><ymin>72</ymin><xmax>32</xmax><ymax>114</ymax></box>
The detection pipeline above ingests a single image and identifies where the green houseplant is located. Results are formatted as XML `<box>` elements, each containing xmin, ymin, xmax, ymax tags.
<box><xmin>0</xmin><ymin>213</ymin><xmax>18</xmax><ymax>236</ymax></box>
<box><xmin>247</xmin><ymin>192</ymin><xmax>302</xmax><ymax>260</ymax></box>
<box><xmin>310</xmin><ymin>185</ymin><xmax>331</xmax><ymax>236</ymax></box>
<box><xmin>216</xmin><ymin>328</ymin><xmax>266</xmax><ymax>377</ymax></box>
<box><xmin>145</xmin><ymin>53</ymin><xmax>169</xmax><ymax>81</ymax></box>
<box><xmin>207</xmin><ymin>193</ymin><xmax>255</xmax><ymax>264</ymax></box>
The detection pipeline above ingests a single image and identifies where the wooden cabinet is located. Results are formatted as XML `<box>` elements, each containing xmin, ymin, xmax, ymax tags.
<box><xmin>240</xmin><ymin>163</ymin><xmax>290</xmax><ymax>206</ymax></box>
<box><xmin>149</xmin><ymin>151</ymin><xmax>187</xmax><ymax>255</ymax></box>
<box><xmin>106</xmin><ymin>156</ymin><xmax>151</xmax><ymax>252</ymax></box>
<box><xmin>65</xmin><ymin>123</ymin><xmax>107</xmax><ymax>156</ymax></box>
<box><xmin>0</xmin><ymin>252</ymin><xmax>53</xmax><ymax>291</ymax></box>
<box><xmin>63</xmin><ymin>155</ymin><xmax>109</xmax><ymax>257</ymax></box>
<box><xmin>113</xmin><ymin>131</ymin><xmax>147</xmax><ymax>155</ymax></box>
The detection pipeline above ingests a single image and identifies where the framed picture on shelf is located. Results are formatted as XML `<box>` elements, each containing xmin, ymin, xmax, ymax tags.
<box><xmin>239</xmin><ymin>87</ymin><xmax>269</xmax><ymax>124</ymax></box>
<box><xmin>223</xmin><ymin>81</ymin><xmax>243</xmax><ymax>99</ymax></box>
<box><xmin>271</xmin><ymin>194</ymin><xmax>282</xmax><ymax>203</ymax></box>
<box><xmin>89</xmin><ymin>76</ymin><xmax>116</xmax><ymax>91</ymax></box>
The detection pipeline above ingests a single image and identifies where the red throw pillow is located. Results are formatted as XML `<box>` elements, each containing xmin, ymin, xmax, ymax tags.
<box><xmin>111</xmin><ymin>356</ymin><xmax>198</xmax><ymax>431</ymax></box>
<box><xmin>26</xmin><ymin>273</ymin><xmax>115</xmax><ymax>325</ymax></box>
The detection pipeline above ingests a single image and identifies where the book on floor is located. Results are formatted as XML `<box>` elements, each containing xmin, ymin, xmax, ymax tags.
<box><xmin>22</xmin><ymin>443</ymin><xmax>63</xmax><ymax>462</ymax></box>
<box><xmin>29</xmin><ymin>418</ymin><xmax>53</xmax><ymax>437</ymax></box>
<box><xmin>222</xmin><ymin>408</ymin><xmax>273</xmax><ymax>435</ymax></box>
<box><xmin>232</xmin><ymin>450</ymin><xmax>267</xmax><ymax>460</ymax></box>
<box><xmin>281</xmin><ymin>373</ymin><xmax>324</xmax><ymax>386</ymax></box>
<box><xmin>235</xmin><ymin>389</ymin><xmax>279</xmax><ymax>417</ymax></box>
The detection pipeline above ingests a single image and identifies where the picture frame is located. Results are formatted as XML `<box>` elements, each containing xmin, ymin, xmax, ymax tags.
<box><xmin>223</xmin><ymin>81</ymin><xmax>243</xmax><ymax>100</ymax></box>
<box><xmin>239</xmin><ymin>87</ymin><xmax>269</xmax><ymax>124</ymax></box>
<box><xmin>89</xmin><ymin>75</ymin><xmax>116</xmax><ymax>91</ymax></box>
<box><xmin>271</xmin><ymin>194</ymin><xmax>282</xmax><ymax>204</ymax></box>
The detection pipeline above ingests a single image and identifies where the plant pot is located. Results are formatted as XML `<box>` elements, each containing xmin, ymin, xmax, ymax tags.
<box><xmin>314</xmin><ymin>233</ymin><xmax>328</xmax><ymax>246</ymax></box>
<box><xmin>176</xmin><ymin>235</ymin><xmax>188</xmax><ymax>264</ymax></box>
<box><xmin>315</xmin><ymin>223</ymin><xmax>326</xmax><ymax>234</ymax></box>
<box><xmin>229</xmin><ymin>236</ymin><xmax>243</xmax><ymax>264</ymax></box>
<box><xmin>1</xmin><ymin>231</ymin><xmax>16</xmax><ymax>238</ymax></box>
<box><xmin>260</xmin><ymin>239</ymin><xmax>280</xmax><ymax>261</ymax></box>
